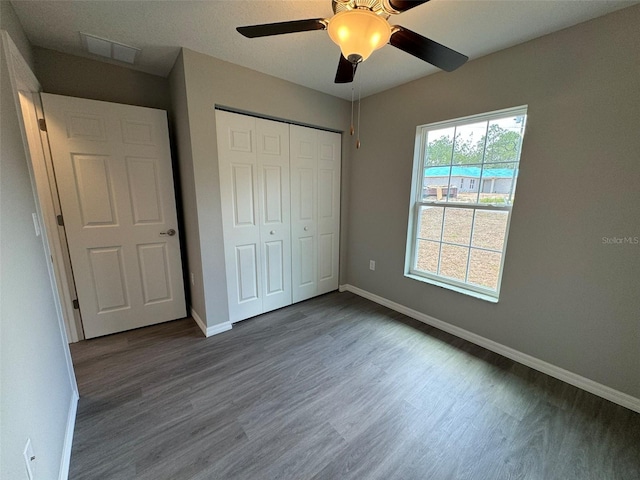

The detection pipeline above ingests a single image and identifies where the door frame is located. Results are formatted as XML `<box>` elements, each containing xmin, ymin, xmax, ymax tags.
<box><xmin>2</xmin><ymin>30</ymin><xmax>83</xmax><ymax>343</ymax></box>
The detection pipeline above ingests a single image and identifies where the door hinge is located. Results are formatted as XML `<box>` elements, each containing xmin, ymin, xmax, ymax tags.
<box><xmin>72</xmin><ymin>299</ymin><xmax>80</xmax><ymax>310</ymax></box>
<box><xmin>56</xmin><ymin>214</ymin><xmax>64</xmax><ymax>226</ymax></box>
<box><xmin>38</xmin><ymin>118</ymin><xmax>47</xmax><ymax>131</ymax></box>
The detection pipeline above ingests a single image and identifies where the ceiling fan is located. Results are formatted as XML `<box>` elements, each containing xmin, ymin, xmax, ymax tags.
<box><xmin>237</xmin><ymin>0</ymin><xmax>468</xmax><ymax>84</ymax></box>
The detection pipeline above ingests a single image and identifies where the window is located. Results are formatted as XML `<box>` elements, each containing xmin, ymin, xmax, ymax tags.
<box><xmin>405</xmin><ymin>106</ymin><xmax>527</xmax><ymax>301</ymax></box>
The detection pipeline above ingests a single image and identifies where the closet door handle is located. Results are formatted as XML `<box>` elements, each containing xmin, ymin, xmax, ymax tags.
<box><xmin>304</xmin><ymin>226</ymin><xmax>309</xmax><ymax>231</ymax></box>
<box><xmin>270</xmin><ymin>230</ymin><xmax>275</xmax><ymax>235</ymax></box>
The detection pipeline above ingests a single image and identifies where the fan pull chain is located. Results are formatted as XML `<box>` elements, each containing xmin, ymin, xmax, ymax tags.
<box><xmin>350</xmin><ymin>83</ymin><xmax>355</xmax><ymax>136</ymax></box>
<box><xmin>356</xmin><ymin>82</ymin><xmax>361</xmax><ymax>149</ymax></box>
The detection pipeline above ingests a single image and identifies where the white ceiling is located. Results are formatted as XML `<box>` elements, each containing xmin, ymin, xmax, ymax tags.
<box><xmin>11</xmin><ymin>0</ymin><xmax>640</xmax><ymax>100</ymax></box>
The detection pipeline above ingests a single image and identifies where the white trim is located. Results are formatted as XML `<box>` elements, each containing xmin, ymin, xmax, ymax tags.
<box><xmin>58</xmin><ymin>391</ymin><xmax>79</xmax><ymax>480</ymax></box>
<box><xmin>207</xmin><ymin>321</ymin><xmax>233</xmax><ymax>337</ymax></box>
<box><xmin>2</xmin><ymin>30</ymin><xmax>78</xmax><ymax>394</ymax></box>
<box><xmin>191</xmin><ymin>308</ymin><xmax>232</xmax><ymax>337</ymax></box>
<box><xmin>404</xmin><ymin>273</ymin><xmax>498</xmax><ymax>303</ymax></box>
<box><xmin>339</xmin><ymin>284</ymin><xmax>640</xmax><ymax>413</ymax></box>
<box><xmin>2</xmin><ymin>30</ymin><xmax>82</xmax><ymax>343</ymax></box>
<box><xmin>420</xmin><ymin>105</ymin><xmax>529</xmax><ymax>131</ymax></box>
<box><xmin>192</xmin><ymin>308</ymin><xmax>207</xmax><ymax>335</ymax></box>
<box><xmin>33</xmin><ymin>97</ymin><xmax>84</xmax><ymax>342</ymax></box>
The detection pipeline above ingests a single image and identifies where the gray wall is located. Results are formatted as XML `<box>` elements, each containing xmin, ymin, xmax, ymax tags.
<box><xmin>1</xmin><ymin>2</ymin><xmax>76</xmax><ymax>479</ymax></box>
<box><xmin>345</xmin><ymin>5</ymin><xmax>640</xmax><ymax>398</ymax></box>
<box><xmin>1</xmin><ymin>0</ymin><xmax>31</xmax><ymax>66</ymax></box>
<box><xmin>169</xmin><ymin>51</ymin><xmax>206</xmax><ymax>321</ymax></box>
<box><xmin>170</xmin><ymin>48</ymin><xmax>351</xmax><ymax>327</ymax></box>
<box><xmin>33</xmin><ymin>47</ymin><xmax>171</xmax><ymax>111</ymax></box>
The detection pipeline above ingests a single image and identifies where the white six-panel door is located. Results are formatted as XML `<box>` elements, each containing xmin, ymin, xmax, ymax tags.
<box><xmin>290</xmin><ymin>125</ymin><xmax>341</xmax><ymax>302</ymax></box>
<box><xmin>317</xmin><ymin>130</ymin><xmax>341</xmax><ymax>295</ymax></box>
<box><xmin>216</xmin><ymin>111</ymin><xmax>292</xmax><ymax>322</ymax></box>
<box><xmin>41</xmin><ymin>93</ymin><xmax>186</xmax><ymax>338</ymax></box>
<box><xmin>290</xmin><ymin>125</ymin><xmax>319</xmax><ymax>303</ymax></box>
<box><xmin>217</xmin><ymin>111</ymin><xmax>264</xmax><ymax>322</ymax></box>
<box><xmin>256</xmin><ymin>118</ymin><xmax>292</xmax><ymax>313</ymax></box>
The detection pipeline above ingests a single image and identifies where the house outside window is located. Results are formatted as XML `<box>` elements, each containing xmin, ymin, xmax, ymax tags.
<box><xmin>405</xmin><ymin>106</ymin><xmax>527</xmax><ymax>301</ymax></box>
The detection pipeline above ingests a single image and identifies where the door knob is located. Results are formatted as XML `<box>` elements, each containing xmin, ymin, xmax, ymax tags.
<box><xmin>160</xmin><ymin>228</ymin><xmax>176</xmax><ymax>236</ymax></box>
<box><xmin>304</xmin><ymin>226</ymin><xmax>309</xmax><ymax>231</ymax></box>
<box><xmin>270</xmin><ymin>230</ymin><xmax>275</xmax><ymax>235</ymax></box>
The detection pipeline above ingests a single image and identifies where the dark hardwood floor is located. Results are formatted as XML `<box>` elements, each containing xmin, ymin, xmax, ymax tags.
<box><xmin>69</xmin><ymin>291</ymin><xmax>640</xmax><ymax>479</ymax></box>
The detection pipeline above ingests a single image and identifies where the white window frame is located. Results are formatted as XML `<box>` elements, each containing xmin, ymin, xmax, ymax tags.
<box><xmin>405</xmin><ymin>106</ymin><xmax>528</xmax><ymax>302</ymax></box>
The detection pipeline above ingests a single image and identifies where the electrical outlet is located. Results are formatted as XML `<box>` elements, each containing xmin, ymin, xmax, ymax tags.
<box><xmin>369</xmin><ymin>260</ymin><xmax>376</xmax><ymax>271</ymax></box>
<box><xmin>190</xmin><ymin>273</ymin><xmax>195</xmax><ymax>286</ymax></box>
<box><xmin>23</xmin><ymin>438</ymin><xmax>35</xmax><ymax>480</ymax></box>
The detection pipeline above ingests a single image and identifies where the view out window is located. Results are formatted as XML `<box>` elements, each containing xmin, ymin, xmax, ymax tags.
<box><xmin>405</xmin><ymin>106</ymin><xmax>527</xmax><ymax>301</ymax></box>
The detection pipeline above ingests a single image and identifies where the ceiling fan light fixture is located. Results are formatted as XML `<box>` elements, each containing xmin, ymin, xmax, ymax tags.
<box><xmin>327</xmin><ymin>10</ymin><xmax>391</xmax><ymax>63</ymax></box>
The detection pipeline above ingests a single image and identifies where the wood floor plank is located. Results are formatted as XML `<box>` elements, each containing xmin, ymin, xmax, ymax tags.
<box><xmin>69</xmin><ymin>291</ymin><xmax>640</xmax><ymax>479</ymax></box>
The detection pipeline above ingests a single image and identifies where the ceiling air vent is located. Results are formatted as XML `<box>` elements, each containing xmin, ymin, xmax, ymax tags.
<box><xmin>80</xmin><ymin>32</ymin><xmax>140</xmax><ymax>64</ymax></box>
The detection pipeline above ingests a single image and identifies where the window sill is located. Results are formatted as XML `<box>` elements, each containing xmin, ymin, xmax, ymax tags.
<box><xmin>404</xmin><ymin>273</ymin><xmax>499</xmax><ymax>303</ymax></box>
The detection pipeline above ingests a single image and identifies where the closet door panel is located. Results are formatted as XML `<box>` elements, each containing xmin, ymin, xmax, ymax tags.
<box><xmin>317</xmin><ymin>130</ymin><xmax>341</xmax><ymax>294</ymax></box>
<box><xmin>216</xmin><ymin>110</ymin><xmax>263</xmax><ymax>322</ymax></box>
<box><xmin>290</xmin><ymin>125</ymin><xmax>318</xmax><ymax>303</ymax></box>
<box><xmin>257</xmin><ymin>118</ymin><xmax>292</xmax><ymax>312</ymax></box>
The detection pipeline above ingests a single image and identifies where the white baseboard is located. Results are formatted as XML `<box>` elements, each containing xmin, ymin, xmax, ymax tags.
<box><xmin>58</xmin><ymin>390</ymin><xmax>79</xmax><ymax>480</ymax></box>
<box><xmin>191</xmin><ymin>308</ymin><xmax>232</xmax><ymax>338</ymax></box>
<box><xmin>338</xmin><ymin>284</ymin><xmax>640</xmax><ymax>413</ymax></box>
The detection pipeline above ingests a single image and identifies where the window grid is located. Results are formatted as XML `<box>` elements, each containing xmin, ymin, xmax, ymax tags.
<box><xmin>407</xmin><ymin>106</ymin><xmax>527</xmax><ymax>300</ymax></box>
<box><xmin>413</xmin><ymin>210</ymin><xmax>506</xmax><ymax>281</ymax></box>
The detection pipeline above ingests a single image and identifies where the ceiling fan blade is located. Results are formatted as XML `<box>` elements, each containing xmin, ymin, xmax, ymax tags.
<box><xmin>386</xmin><ymin>0</ymin><xmax>431</xmax><ymax>14</ymax></box>
<box><xmin>237</xmin><ymin>19</ymin><xmax>326</xmax><ymax>38</ymax></box>
<box><xmin>389</xmin><ymin>26</ymin><xmax>468</xmax><ymax>72</ymax></box>
<box><xmin>335</xmin><ymin>55</ymin><xmax>358</xmax><ymax>83</ymax></box>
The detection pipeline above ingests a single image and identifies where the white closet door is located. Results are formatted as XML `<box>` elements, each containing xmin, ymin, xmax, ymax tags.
<box><xmin>290</xmin><ymin>125</ymin><xmax>319</xmax><ymax>303</ymax></box>
<box><xmin>256</xmin><ymin>118</ymin><xmax>291</xmax><ymax>313</ymax></box>
<box><xmin>291</xmin><ymin>126</ymin><xmax>341</xmax><ymax>302</ymax></box>
<box><xmin>216</xmin><ymin>110</ymin><xmax>263</xmax><ymax>322</ymax></box>
<box><xmin>317</xmin><ymin>130</ymin><xmax>341</xmax><ymax>295</ymax></box>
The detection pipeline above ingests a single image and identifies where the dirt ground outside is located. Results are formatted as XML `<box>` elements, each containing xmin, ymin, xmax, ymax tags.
<box><xmin>415</xmin><ymin>205</ymin><xmax>508</xmax><ymax>291</ymax></box>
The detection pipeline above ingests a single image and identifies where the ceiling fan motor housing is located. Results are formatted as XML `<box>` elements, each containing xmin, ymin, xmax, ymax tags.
<box><xmin>333</xmin><ymin>0</ymin><xmax>391</xmax><ymax>17</ymax></box>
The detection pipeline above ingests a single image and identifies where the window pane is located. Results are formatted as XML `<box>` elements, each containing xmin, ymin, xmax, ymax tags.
<box><xmin>452</xmin><ymin>121</ymin><xmax>487</xmax><ymax>165</ymax></box>
<box><xmin>418</xmin><ymin>206</ymin><xmax>443</xmax><ymax>241</ymax></box>
<box><xmin>442</xmin><ymin>208</ymin><xmax>473</xmax><ymax>246</ymax></box>
<box><xmin>447</xmin><ymin>165</ymin><xmax>481</xmax><ymax>204</ymax></box>
<box><xmin>439</xmin><ymin>244</ymin><xmax>469</xmax><ymax>281</ymax></box>
<box><xmin>484</xmin><ymin>116</ymin><xmax>525</xmax><ymax>168</ymax></box>
<box><xmin>425</xmin><ymin>127</ymin><xmax>454</xmax><ymax>166</ymax></box>
<box><xmin>468</xmin><ymin>249</ymin><xmax>501</xmax><ymax>290</ymax></box>
<box><xmin>471</xmin><ymin>210</ymin><xmax>509</xmax><ymax>251</ymax></box>
<box><xmin>422</xmin><ymin>166</ymin><xmax>454</xmax><ymax>201</ymax></box>
<box><xmin>477</xmin><ymin>167</ymin><xmax>516</xmax><ymax>205</ymax></box>
<box><xmin>415</xmin><ymin>239</ymin><xmax>440</xmax><ymax>273</ymax></box>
